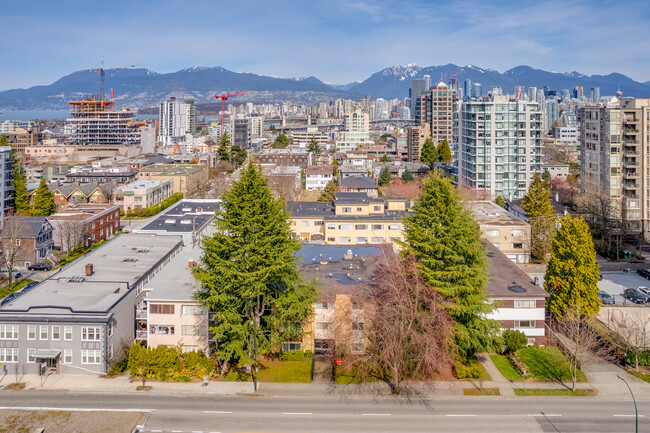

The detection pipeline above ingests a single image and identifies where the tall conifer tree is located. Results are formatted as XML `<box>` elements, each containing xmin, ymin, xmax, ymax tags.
<box><xmin>11</xmin><ymin>156</ymin><xmax>29</xmax><ymax>213</ymax></box>
<box><xmin>437</xmin><ymin>139</ymin><xmax>452</xmax><ymax>162</ymax></box>
<box><xmin>420</xmin><ymin>138</ymin><xmax>438</xmax><ymax>166</ymax></box>
<box><xmin>404</xmin><ymin>170</ymin><xmax>500</xmax><ymax>358</ymax></box>
<box><xmin>31</xmin><ymin>179</ymin><xmax>56</xmax><ymax>216</ymax></box>
<box><xmin>523</xmin><ymin>173</ymin><xmax>556</xmax><ymax>261</ymax></box>
<box><xmin>194</xmin><ymin>162</ymin><xmax>317</xmax><ymax>364</ymax></box>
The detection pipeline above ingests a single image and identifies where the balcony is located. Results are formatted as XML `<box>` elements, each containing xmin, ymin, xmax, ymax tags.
<box><xmin>623</xmin><ymin>159</ymin><xmax>639</xmax><ymax>167</ymax></box>
<box><xmin>623</xmin><ymin>183</ymin><xmax>639</xmax><ymax>190</ymax></box>
<box><xmin>136</xmin><ymin>330</ymin><xmax>147</xmax><ymax>340</ymax></box>
<box><xmin>624</xmin><ymin>129</ymin><xmax>639</xmax><ymax>135</ymax></box>
<box><xmin>136</xmin><ymin>309</ymin><xmax>147</xmax><ymax>320</ymax></box>
<box><xmin>624</xmin><ymin>171</ymin><xmax>640</xmax><ymax>179</ymax></box>
<box><xmin>624</xmin><ymin>191</ymin><xmax>639</xmax><ymax>199</ymax></box>
<box><xmin>623</xmin><ymin>150</ymin><xmax>640</xmax><ymax>157</ymax></box>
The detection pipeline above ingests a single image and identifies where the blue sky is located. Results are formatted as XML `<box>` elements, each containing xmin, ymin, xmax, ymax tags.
<box><xmin>2</xmin><ymin>0</ymin><xmax>649</xmax><ymax>89</ymax></box>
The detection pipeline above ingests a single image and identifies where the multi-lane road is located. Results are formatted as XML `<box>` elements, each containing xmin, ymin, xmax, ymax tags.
<box><xmin>0</xmin><ymin>391</ymin><xmax>646</xmax><ymax>432</ymax></box>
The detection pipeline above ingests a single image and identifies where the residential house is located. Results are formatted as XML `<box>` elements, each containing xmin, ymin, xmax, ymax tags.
<box><xmin>305</xmin><ymin>166</ymin><xmax>333</xmax><ymax>191</ymax></box>
<box><xmin>32</xmin><ymin>183</ymin><xmax>109</xmax><ymax>210</ymax></box>
<box><xmin>138</xmin><ymin>164</ymin><xmax>209</xmax><ymax>197</ymax></box>
<box><xmin>339</xmin><ymin>176</ymin><xmax>379</xmax><ymax>198</ymax></box>
<box><xmin>0</xmin><ymin>217</ymin><xmax>54</xmax><ymax>268</ymax></box>
<box><xmin>372</xmin><ymin>161</ymin><xmax>430</xmax><ymax>180</ymax></box>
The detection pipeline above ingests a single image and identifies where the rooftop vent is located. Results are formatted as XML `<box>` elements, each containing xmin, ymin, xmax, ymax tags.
<box><xmin>180</xmin><ymin>219</ymin><xmax>192</xmax><ymax>224</ymax></box>
<box><xmin>165</xmin><ymin>219</ymin><xmax>176</xmax><ymax>224</ymax></box>
<box><xmin>136</xmin><ymin>247</ymin><xmax>150</xmax><ymax>253</ymax></box>
<box><xmin>122</xmin><ymin>256</ymin><xmax>138</xmax><ymax>262</ymax></box>
<box><xmin>66</xmin><ymin>274</ymin><xmax>86</xmax><ymax>283</ymax></box>
<box><xmin>182</xmin><ymin>207</ymin><xmax>192</xmax><ymax>212</ymax></box>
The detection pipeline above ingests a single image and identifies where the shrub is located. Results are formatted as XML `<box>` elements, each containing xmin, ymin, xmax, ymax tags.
<box><xmin>304</xmin><ymin>350</ymin><xmax>313</xmax><ymax>360</ymax></box>
<box><xmin>278</xmin><ymin>350</ymin><xmax>306</xmax><ymax>361</ymax></box>
<box><xmin>454</xmin><ymin>360</ymin><xmax>481</xmax><ymax>379</ymax></box>
<box><xmin>503</xmin><ymin>329</ymin><xmax>528</xmax><ymax>353</ymax></box>
<box><xmin>626</xmin><ymin>350</ymin><xmax>650</xmax><ymax>366</ymax></box>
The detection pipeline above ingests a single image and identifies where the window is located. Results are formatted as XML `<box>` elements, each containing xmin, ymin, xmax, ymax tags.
<box><xmin>371</xmin><ymin>237</ymin><xmax>385</xmax><ymax>243</ymax></box>
<box><xmin>486</xmin><ymin>229</ymin><xmax>500</xmax><ymax>237</ymax></box>
<box><xmin>151</xmin><ymin>325</ymin><xmax>174</xmax><ymax>335</ymax></box>
<box><xmin>52</xmin><ymin>326</ymin><xmax>60</xmax><ymax>340</ymax></box>
<box><xmin>0</xmin><ymin>325</ymin><xmax>18</xmax><ymax>340</ymax></box>
<box><xmin>355</xmin><ymin>224</ymin><xmax>368</xmax><ymax>230</ymax></box>
<box><xmin>352</xmin><ymin>301</ymin><xmax>363</xmax><ymax>310</ymax></box>
<box><xmin>355</xmin><ymin>237</ymin><xmax>368</xmax><ymax>243</ymax></box>
<box><xmin>338</xmin><ymin>224</ymin><xmax>352</xmax><ymax>230</ymax></box>
<box><xmin>182</xmin><ymin>305</ymin><xmax>203</xmax><ymax>315</ymax></box>
<box><xmin>341</xmin><ymin>207</ymin><xmax>352</xmax><ymax>213</ymax></box>
<box><xmin>356</xmin><ymin>207</ymin><xmax>363</xmax><ymax>212</ymax></box>
<box><xmin>351</xmin><ymin>342</ymin><xmax>365</xmax><ymax>353</ymax></box>
<box><xmin>388</xmin><ymin>224</ymin><xmax>401</xmax><ymax>231</ymax></box>
<box><xmin>283</xmin><ymin>322</ymin><xmax>302</xmax><ymax>334</ymax></box>
<box><xmin>514</xmin><ymin>320</ymin><xmax>536</xmax><ymax>328</ymax></box>
<box><xmin>181</xmin><ymin>345</ymin><xmax>199</xmax><ymax>353</ymax></box>
<box><xmin>338</xmin><ymin>236</ymin><xmax>351</xmax><ymax>243</ymax></box>
<box><xmin>107</xmin><ymin>322</ymin><xmax>113</xmax><ymax>338</ymax></box>
<box><xmin>0</xmin><ymin>348</ymin><xmax>18</xmax><ymax>363</ymax></box>
<box><xmin>40</xmin><ymin>326</ymin><xmax>48</xmax><ymax>340</ymax></box>
<box><xmin>512</xmin><ymin>242</ymin><xmax>524</xmax><ymax>249</ymax></box>
<box><xmin>150</xmin><ymin>304</ymin><xmax>175</xmax><ymax>314</ymax></box>
<box><xmin>326</xmin><ymin>224</ymin><xmax>336</xmax><ymax>230</ymax></box>
<box><xmin>315</xmin><ymin>322</ymin><xmax>333</xmax><ymax>331</ymax></box>
<box><xmin>314</xmin><ymin>221</ymin><xmax>324</xmax><ymax>226</ymax></box>
<box><xmin>511</xmin><ymin>229</ymin><xmax>524</xmax><ymax>237</ymax></box>
<box><xmin>327</xmin><ymin>237</ymin><xmax>335</xmax><ymax>242</ymax></box>
<box><xmin>28</xmin><ymin>348</ymin><xmax>36</xmax><ymax>363</ymax></box>
<box><xmin>315</xmin><ymin>302</ymin><xmax>330</xmax><ymax>310</ymax></box>
<box><xmin>64</xmin><ymin>326</ymin><xmax>72</xmax><ymax>341</ymax></box>
<box><xmin>81</xmin><ymin>349</ymin><xmax>101</xmax><ymax>364</ymax></box>
<box><xmin>82</xmin><ymin>327</ymin><xmax>101</xmax><ymax>341</ymax></box>
<box><xmin>300</xmin><ymin>221</ymin><xmax>310</xmax><ymax>227</ymax></box>
<box><xmin>371</xmin><ymin>224</ymin><xmax>383</xmax><ymax>230</ymax></box>
<box><xmin>282</xmin><ymin>342</ymin><xmax>302</xmax><ymax>352</ymax></box>
<box><xmin>373</xmin><ymin>205</ymin><xmax>382</xmax><ymax>212</ymax></box>
<box><xmin>352</xmin><ymin>322</ymin><xmax>364</xmax><ymax>331</ymax></box>
<box><xmin>181</xmin><ymin>325</ymin><xmax>200</xmax><ymax>336</ymax></box>
<box><xmin>28</xmin><ymin>325</ymin><xmax>36</xmax><ymax>340</ymax></box>
<box><xmin>514</xmin><ymin>300</ymin><xmax>536</xmax><ymax>308</ymax></box>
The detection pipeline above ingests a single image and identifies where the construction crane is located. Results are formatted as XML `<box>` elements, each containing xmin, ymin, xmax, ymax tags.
<box><xmin>89</xmin><ymin>61</ymin><xmax>139</xmax><ymax>101</ymax></box>
<box><xmin>215</xmin><ymin>92</ymin><xmax>248</xmax><ymax>136</ymax></box>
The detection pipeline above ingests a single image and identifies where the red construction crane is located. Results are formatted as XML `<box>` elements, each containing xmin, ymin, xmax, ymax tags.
<box><xmin>215</xmin><ymin>92</ymin><xmax>248</xmax><ymax>137</ymax></box>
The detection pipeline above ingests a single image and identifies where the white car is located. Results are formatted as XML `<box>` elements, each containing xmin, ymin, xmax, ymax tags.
<box><xmin>638</xmin><ymin>286</ymin><xmax>650</xmax><ymax>296</ymax></box>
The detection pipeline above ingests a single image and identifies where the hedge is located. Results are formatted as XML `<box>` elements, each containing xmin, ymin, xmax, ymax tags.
<box><xmin>127</xmin><ymin>344</ymin><xmax>213</xmax><ymax>381</ymax></box>
<box><xmin>125</xmin><ymin>193</ymin><xmax>184</xmax><ymax>218</ymax></box>
<box><xmin>278</xmin><ymin>350</ymin><xmax>313</xmax><ymax>361</ymax></box>
<box><xmin>626</xmin><ymin>350</ymin><xmax>650</xmax><ymax>366</ymax></box>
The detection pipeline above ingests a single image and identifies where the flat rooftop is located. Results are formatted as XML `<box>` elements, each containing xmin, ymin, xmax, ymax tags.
<box><xmin>0</xmin><ymin>234</ymin><xmax>182</xmax><ymax>315</ymax></box>
<box><xmin>138</xmin><ymin>163</ymin><xmax>205</xmax><ymax>175</ymax></box>
<box><xmin>485</xmin><ymin>242</ymin><xmax>548</xmax><ymax>298</ymax></box>
<box><xmin>117</xmin><ymin>179</ymin><xmax>170</xmax><ymax>191</ymax></box>
<box><xmin>136</xmin><ymin>199</ymin><xmax>220</xmax><ymax>234</ymax></box>
<box><xmin>468</xmin><ymin>201</ymin><xmax>528</xmax><ymax>227</ymax></box>
<box><xmin>145</xmin><ymin>247</ymin><xmax>200</xmax><ymax>302</ymax></box>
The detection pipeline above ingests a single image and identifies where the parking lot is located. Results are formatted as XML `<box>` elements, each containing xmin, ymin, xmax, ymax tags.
<box><xmin>599</xmin><ymin>270</ymin><xmax>650</xmax><ymax>305</ymax></box>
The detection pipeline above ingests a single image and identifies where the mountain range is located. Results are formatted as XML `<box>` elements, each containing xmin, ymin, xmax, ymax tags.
<box><xmin>1</xmin><ymin>64</ymin><xmax>649</xmax><ymax>111</ymax></box>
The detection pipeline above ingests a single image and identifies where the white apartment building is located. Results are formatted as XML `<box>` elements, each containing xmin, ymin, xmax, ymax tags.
<box><xmin>305</xmin><ymin>165</ymin><xmax>333</xmax><ymax>191</ymax></box>
<box><xmin>113</xmin><ymin>178</ymin><xmax>174</xmax><ymax>211</ymax></box>
<box><xmin>336</xmin><ymin>109</ymin><xmax>370</xmax><ymax>152</ymax></box>
<box><xmin>159</xmin><ymin>97</ymin><xmax>197</xmax><ymax>146</ymax></box>
<box><xmin>455</xmin><ymin>93</ymin><xmax>542</xmax><ymax>200</ymax></box>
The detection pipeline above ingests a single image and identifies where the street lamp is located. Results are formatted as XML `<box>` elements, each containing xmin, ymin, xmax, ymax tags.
<box><xmin>251</xmin><ymin>319</ymin><xmax>258</xmax><ymax>392</ymax></box>
<box><xmin>617</xmin><ymin>374</ymin><xmax>638</xmax><ymax>433</ymax></box>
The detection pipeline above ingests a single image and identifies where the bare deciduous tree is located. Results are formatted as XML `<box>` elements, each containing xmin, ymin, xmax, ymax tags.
<box><xmin>97</xmin><ymin>181</ymin><xmax>117</xmax><ymax>203</ymax></box>
<box><xmin>574</xmin><ymin>190</ymin><xmax>622</xmax><ymax>256</ymax></box>
<box><xmin>54</xmin><ymin>219</ymin><xmax>90</xmax><ymax>253</ymax></box>
<box><xmin>608</xmin><ymin>308</ymin><xmax>650</xmax><ymax>372</ymax></box>
<box><xmin>0</xmin><ymin>216</ymin><xmax>27</xmax><ymax>289</ymax></box>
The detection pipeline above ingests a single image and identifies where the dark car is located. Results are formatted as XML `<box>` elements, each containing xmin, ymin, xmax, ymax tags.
<box><xmin>624</xmin><ymin>288</ymin><xmax>649</xmax><ymax>304</ymax></box>
<box><xmin>629</xmin><ymin>259</ymin><xmax>646</xmax><ymax>264</ymax></box>
<box><xmin>27</xmin><ymin>263</ymin><xmax>52</xmax><ymax>271</ymax></box>
<box><xmin>0</xmin><ymin>292</ymin><xmax>20</xmax><ymax>306</ymax></box>
<box><xmin>20</xmin><ymin>281</ymin><xmax>39</xmax><ymax>294</ymax></box>
<box><xmin>637</xmin><ymin>269</ymin><xmax>650</xmax><ymax>279</ymax></box>
<box><xmin>598</xmin><ymin>291</ymin><xmax>615</xmax><ymax>305</ymax></box>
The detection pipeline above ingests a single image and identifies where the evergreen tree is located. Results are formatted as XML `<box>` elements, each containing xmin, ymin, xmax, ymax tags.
<box><xmin>523</xmin><ymin>173</ymin><xmax>555</xmax><ymax>261</ymax></box>
<box><xmin>542</xmin><ymin>169</ymin><xmax>551</xmax><ymax>181</ymax></box>
<box><xmin>379</xmin><ymin>167</ymin><xmax>391</xmax><ymax>186</ymax></box>
<box><xmin>194</xmin><ymin>162</ymin><xmax>317</xmax><ymax>365</ymax></box>
<box><xmin>332</xmin><ymin>160</ymin><xmax>339</xmax><ymax>177</ymax></box>
<box><xmin>0</xmin><ymin>135</ymin><xmax>8</xmax><ymax>147</ymax></box>
<box><xmin>318</xmin><ymin>180</ymin><xmax>338</xmax><ymax>202</ymax></box>
<box><xmin>230</xmin><ymin>144</ymin><xmax>247</xmax><ymax>167</ymax></box>
<box><xmin>404</xmin><ymin>170</ymin><xmax>500</xmax><ymax>358</ymax></box>
<box><xmin>11</xmin><ymin>156</ymin><xmax>29</xmax><ymax>213</ymax></box>
<box><xmin>307</xmin><ymin>138</ymin><xmax>320</xmax><ymax>153</ymax></box>
<box><xmin>494</xmin><ymin>196</ymin><xmax>507</xmax><ymax>209</ymax></box>
<box><xmin>272</xmin><ymin>132</ymin><xmax>289</xmax><ymax>148</ymax></box>
<box><xmin>437</xmin><ymin>138</ymin><xmax>452</xmax><ymax>162</ymax></box>
<box><xmin>217</xmin><ymin>133</ymin><xmax>231</xmax><ymax>161</ymax></box>
<box><xmin>420</xmin><ymin>138</ymin><xmax>438</xmax><ymax>166</ymax></box>
<box><xmin>380</xmin><ymin>154</ymin><xmax>389</xmax><ymax>162</ymax></box>
<box><xmin>31</xmin><ymin>179</ymin><xmax>56</xmax><ymax>216</ymax></box>
<box><xmin>544</xmin><ymin>215</ymin><xmax>600</xmax><ymax>318</ymax></box>
<box><xmin>401</xmin><ymin>169</ymin><xmax>414</xmax><ymax>182</ymax></box>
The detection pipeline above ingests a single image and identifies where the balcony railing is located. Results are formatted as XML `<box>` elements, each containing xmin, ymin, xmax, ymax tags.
<box><xmin>136</xmin><ymin>330</ymin><xmax>147</xmax><ymax>340</ymax></box>
<box><xmin>136</xmin><ymin>309</ymin><xmax>147</xmax><ymax>320</ymax></box>
<box><xmin>623</xmin><ymin>171</ymin><xmax>639</xmax><ymax>178</ymax></box>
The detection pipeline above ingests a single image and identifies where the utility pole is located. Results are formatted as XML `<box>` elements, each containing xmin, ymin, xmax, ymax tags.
<box><xmin>618</xmin><ymin>374</ymin><xmax>638</xmax><ymax>433</ymax></box>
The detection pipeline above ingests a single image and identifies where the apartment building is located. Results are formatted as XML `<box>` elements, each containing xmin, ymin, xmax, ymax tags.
<box><xmin>336</xmin><ymin>110</ymin><xmax>371</xmax><ymax>152</ymax></box>
<box><xmin>305</xmin><ymin>166</ymin><xmax>333</xmax><ymax>191</ymax></box>
<box><xmin>468</xmin><ymin>201</ymin><xmax>531</xmax><ymax>264</ymax></box>
<box><xmin>254</xmin><ymin>149</ymin><xmax>310</xmax><ymax>170</ymax></box>
<box><xmin>48</xmin><ymin>204</ymin><xmax>121</xmax><ymax>251</ymax></box>
<box><xmin>287</xmin><ymin>192</ymin><xmax>408</xmax><ymax>246</ymax></box>
<box><xmin>159</xmin><ymin>97</ymin><xmax>197</xmax><ymax>146</ymax></box>
<box><xmin>138</xmin><ymin>163</ymin><xmax>208</xmax><ymax>196</ymax></box>
<box><xmin>113</xmin><ymin>179</ymin><xmax>174</xmax><ymax>211</ymax></box>
<box><xmin>485</xmin><ymin>242</ymin><xmax>549</xmax><ymax>344</ymax></box>
<box><xmin>290</xmin><ymin>127</ymin><xmax>330</xmax><ymax>147</ymax></box>
<box><xmin>455</xmin><ymin>93</ymin><xmax>543</xmax><ymax>200</ymax></box>
<box><xmin>0</xmin><ymin>146</ymin><xmax>12</xmax><ymax>223</ymax></box>
<box><xmin>406</xmin><ymin>123</ymin><xmax>431</xmax><ymax>162</ymax></box>
<box><xmin>415</xmin><ymin>80</ymin><xmax>457</xmax><ymax>148</ymax></box>
<box><xmin>0</xmin><ymin>234</ymin><xmax>183</xmax><ymax>374</ymax></box>
<box><xmin>4</xmin><ymin>127</ymin><xmax>41</xmax><ymax>153</ymax></box>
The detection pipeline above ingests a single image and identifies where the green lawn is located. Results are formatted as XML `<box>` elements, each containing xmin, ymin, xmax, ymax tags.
<box><xmin>628</xmin><ymin>371</ymin><xmax>650</xmax><ymax>383</ymax></box>
<box><xmin>514</xmin><ymin>388</ymin><xmax>595</xmax><ymax>397</ymax></box>
<box><xmin>0</xmin><ymin>279</ymin><xmax>34</xmax><ymax>300</ymax></box>
<box><xmin>490</xmin><ymin>354</ymin><xmax>523</xmax><ymax>381</ymax></box>
<box><xmin>221</xmin><ymin>360</ymin><xmax>312</xmax><ymax>383</ymax></box>
<box><xmin>517</xmin><ymin>347</ymin><xmax>587</xmax><ymax>383</ymax></box>
<box><xmin>463</xmin><ymin>387</ymin><xmax>500</xmax><ymax>396</ymax></box>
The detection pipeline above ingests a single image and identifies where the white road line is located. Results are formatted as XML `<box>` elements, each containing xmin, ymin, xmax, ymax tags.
<box><xmin>172</xmin><ymin>430</ymin><xmax>184</xmax><ymax>432</ymax></box>
<box><xmin>0</xmin><ymin>406</ymin><xmax>152</xmax><ymax>413</ymax></box>
<box><xmin>614</xmin><ymin>414</ymin><xmax>646</xmax><ymax>417</ymax></box>
<box><xmin>282</xmin><ymin>412</ymin><xmax>312</xmax><ymax>415</ymax></box>
<box><xmin>446</xmin><ymin>414</ymin><xmax>476</xmax><ymax>417</ymax></box>
<box><xmin>151</xmin><ymin>430</ymin><xmax>162</xmax><ymax>433</ymax></box>
<box><xmin>362</xmin><ymin>413</ymin><xmax>391</xmax><ymax>416</ymax></box>
<box><xmin>203</xmin><ymin>410</ymin><xmax>232</xmax><ymax>414</ymax></box>
<box><xmin>528</xmin><ymin>414</ymin><xmax>562</xmax><ymax>417</ymax></box>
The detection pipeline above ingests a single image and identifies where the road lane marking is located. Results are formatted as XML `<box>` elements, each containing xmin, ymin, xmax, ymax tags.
<box><xmin>614</xmin><ymin>414</ymin><xmax>646</xmax><ymax>417</ymax></box>
<box><xmin>282</xmin><ymin>412</ymin><xmax>312</xmax><ymax>415</ymax></box>
<box><xmin>362</xmin><ymin>413</ymin><xmax>391</xmax><ymax>416</ymax></box>
<box><xmin>446</xmin><ymin>414</ymin><xmax>475</xmax><ymax>417</ymax></box>
<box><xmin>203</xmin><ymin>410</ymin><xmax>232</xmax><ymax>414</ymax></box>
<box><xmin>0</xmin><ymin>406</ymin><xmax>153</xmax><ymax>413</ymax></box>
<box><xmin>172</xmin><ymin>430</ymin><xmax>184</xmax><ymax>432</ymax></box>
<box><xmin>151</xmin><ymin>430</ymin><xmax>162</xmax><ymax>432</ymax></box>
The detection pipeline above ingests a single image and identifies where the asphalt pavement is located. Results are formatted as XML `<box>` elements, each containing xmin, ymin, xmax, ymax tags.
<box><xmin>599</xmin><ymin>271</ymin><xmax>650</xmax><ymax>304</ymax></box>
<box><xmin>0</xmin><ymin>391</ymin><xmax>646</xmax><ymax>433</ymax></box>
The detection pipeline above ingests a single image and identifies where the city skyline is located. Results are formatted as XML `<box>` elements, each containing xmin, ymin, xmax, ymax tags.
<box><xmin>2</xmin><ymin>0</ymin><xmax>650</xmax><ymax>90</ymax></box>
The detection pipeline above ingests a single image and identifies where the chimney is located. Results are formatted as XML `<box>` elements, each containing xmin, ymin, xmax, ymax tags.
<box><xmin>188</xmin><ymin>259</ymin><xmax>194</xmax><ymax>268</ymax></box>
<box><xmin>85</xmin><ymin>263</ymin><xmax>94</xmax><ymax>276</ymax></box>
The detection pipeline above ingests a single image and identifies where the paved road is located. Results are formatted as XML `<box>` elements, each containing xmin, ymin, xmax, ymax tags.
<box><xmin>0</xmin><ymin>391</ymin><xmax>647</xmax><ymax>432</ymax></box>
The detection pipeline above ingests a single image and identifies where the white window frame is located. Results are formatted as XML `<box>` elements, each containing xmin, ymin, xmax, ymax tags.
<box><xmin>39</xmin><ymin>326</ymin><xmax>48</xmax><ymax>340</ymax></box>
<box><xmin>51</xmin><ymin>326</ymin><xmax>60</xmax><ymax>340</ymax></box>
<box><xmin>28</xmin><ymin>348</ymin><xmax>36</xmax><ymax>363</ymax></box>
<box><xmin>181</xmin><ymin>325</ymin><xmax>200</xmax><ymax>336</ymax></box>
<box><xmin>64</xmin><ymin>326</ymin><xmax>72</xmax><ymax>341</ymax></box>
<box><xmin>82</xmin><ymin>327</ymin><xmax>101</xmax><ymax>341</ymax></box>
<box><xmin>63</xmin><ymin>349</ymin><xmax>72</xmax><ymax>364</ymax></box>
<box><xmin>514</xmin><ymin>320</ymin><xmax>536</xmax><ymax>328</ymax></box>
<box><xmin>514</xmin><ymin>300</ymin><xmax>536</xmax><ymax>308</ymax></box>
<box><xmin>0</xmin><ymin>325</ymin><xmax>18</xmax><ymax>340</ymax></box>
<box><xmin>81</xmin><ymin>349</ymin><xmax>101</xmax><ymax>365</ymax></box>
<box><xmin>315</xmin><ymin>321</ymin><xmax>333</xmax><ymax>331</ymax></box>
<box><xmin>0</xmin><ymin>348</ymin><xmax>18</xmax><ymax>363</ymax></box>
<box><xmin>27</xmin><ymin>325</ymin><xmax>36</xmax><ymax>340</ymax></box>
<box><xmin>486</xmin><ymin>229</ymin><xmax>500</xmax><ymax>237</ymax></box>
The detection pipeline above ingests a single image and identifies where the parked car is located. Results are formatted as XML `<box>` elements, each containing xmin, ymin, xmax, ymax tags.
<box><xmin>598</xmin><ymin>291</ymin><xmax>615</xmax><ymax>305</ymax></box>
<box><xmin>637</xmin><ymin>269</ymin><xmax>650</xmax><ymax>279</ymax></box>
<box><xmin>629</xmin><ymin>259</ymin><xmax>646</xmax><ymax>264</ymax></box>
<box><xmin>624</xmin><ymin>288</ymin><xmax>649</xmax><ymax>304</ymax></box>
<box><xmin>0</xmin><ymin>292</ymin><xmax>20</xmax><ymax>306</ymax></box>
<box><xmin>0</xmin><ymin>269</ymin><xmax>21</xmax><ymax>279</ymax></box>
<box><xmin>638</xmin><ymin>287</ymin><xmax>650</xmax><ymax>297</ymax></box>
<box><xmin>20</xmin><ymin>281</ymin><xmax>39</xmax><ymax>294</ymax></box>
<box><xmin>27</xmin><ymin>263</ymin><xmax>52</xmax><ymax>271</ymax></box>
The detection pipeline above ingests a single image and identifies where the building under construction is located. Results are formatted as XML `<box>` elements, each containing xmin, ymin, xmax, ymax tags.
<box><xmin>64</xmin><ymin>96</ymin><xmax>155</xmax><ymax>153</ymax></box>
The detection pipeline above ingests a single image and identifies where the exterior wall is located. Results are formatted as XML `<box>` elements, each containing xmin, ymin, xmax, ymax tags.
<box><xmin>115</xmin><ymin>180</ymin><xmax>174</xmax><ymax>211</ymax></box>
<box><xmin>306</xmin><ymin>174</ymin><xmax>333</xmax><ymax>191</ymax></box>
<box><xmin>481</xmin><ymin>223</ymin><xmax>530</xmax><ymax>264</ymax></box>
<box><xmin>0</xmin><ymin>147</ymin><xmax>11</xmax><ymax>225</ymax></box>
<box><xmin>486</xmin><ymin>297</ymin><xmax>546</xmax><ymax>343</ymax></box>
<box><xmin>336</xmin><ymin>110</ymin><xmax>371</xmax><ymax>152</ymax></box>
<box><xmin>147</xmin><ymin>301</ymin><xmax>207</xmax><ymax>352</ymax></box>
<box><xmin>543</xmin><ymin>164</ymin><xmax>569</xmax><ymax>179</ymax></box>
<box><xmin>139</xmin><ymin>165</ymin><xmax>208</xmax><ymax>196</ymax></box>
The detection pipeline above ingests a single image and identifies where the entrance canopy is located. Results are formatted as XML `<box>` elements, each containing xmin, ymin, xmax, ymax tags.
<box><xmin>34</xmin><ymin>349</ymin><xmax>61</xmax><ymax>359</ymax></box>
